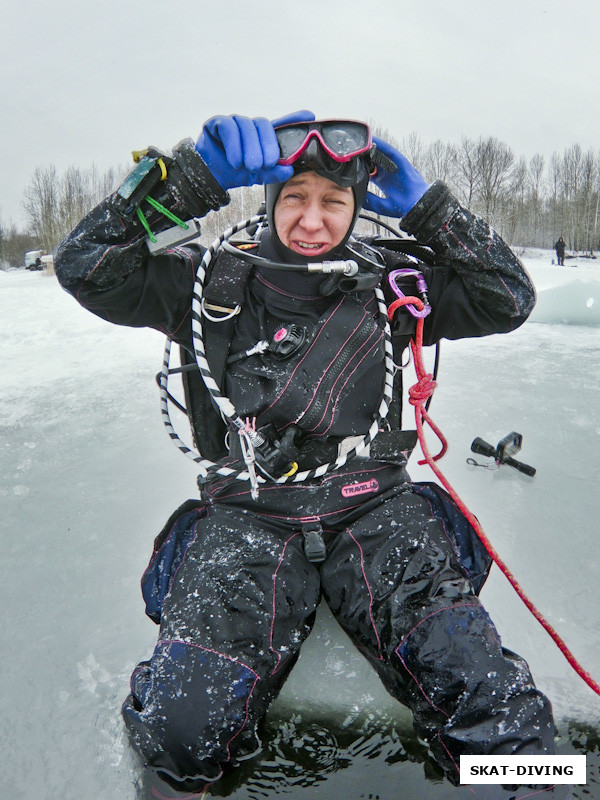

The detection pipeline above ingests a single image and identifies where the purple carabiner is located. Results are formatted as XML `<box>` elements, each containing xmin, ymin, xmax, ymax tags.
<box><xmin>388</xmin><ymin>269</ymin><xmax>431</xmax><ymax>318</ymax></box>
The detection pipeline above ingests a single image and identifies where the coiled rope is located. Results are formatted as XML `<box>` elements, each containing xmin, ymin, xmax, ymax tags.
<box><xmin>390</xmin><ymin>294</ymin><xmax>600</xmax><ymax>698</ymax></box>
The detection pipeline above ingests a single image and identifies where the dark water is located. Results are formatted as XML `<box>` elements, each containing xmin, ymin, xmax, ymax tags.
<box><xmin>148</xmin><ymin>711</ymin><xmax>598</xmax><ymax>800</ymax></box>
<box><xmin>133</xmin><ymin>604</ymin><xmax>600</xmax><ymax>800</ymax></box>
<box><xmin>203</xmin><ymin>603</ymin><xmax>600</xmax><ymax>800</ymax></box>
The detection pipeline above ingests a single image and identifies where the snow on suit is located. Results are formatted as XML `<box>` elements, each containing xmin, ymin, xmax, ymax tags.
<box><xmin>54</xmin><ymin>138</ymin><xmax>566</xmax><ymax>798</ymax></box>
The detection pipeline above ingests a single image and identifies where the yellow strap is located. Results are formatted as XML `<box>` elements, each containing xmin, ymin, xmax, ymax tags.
<box><xmin>131</xmin><ymin>150</ymin><xmax>167</xmax><ymax>181</ymax></box>
<box><xmin>131</xmin><ymin>148</ymin><xmax>149</xmax><ymax>163</ymax></box>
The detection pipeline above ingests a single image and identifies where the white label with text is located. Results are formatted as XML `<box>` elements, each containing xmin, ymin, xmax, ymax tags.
<box><xmin>460</xmin><ymin>755</ymin><xmax>586</xmax><ymax>784</ymax></box>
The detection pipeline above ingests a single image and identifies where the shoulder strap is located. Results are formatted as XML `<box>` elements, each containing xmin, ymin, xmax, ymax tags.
<box><xmin>203</xmin><ymin>244</ymin><xmax>256</xmax><ymax>310</ymax></box>
<box><xmin>181</xmin><ymin>247</ymin><xmax>254</xmax><ymax>462</ymax></box>
<box><xmin>371</xmin><ymin>235</ymin><xmax>436</xmax><ymax>263</ymax></box>
<box><xmin>360</xmin><ymin>236</ymin><xmax>436</xmax><ymax>431</ymax></box>
<box><xmin>202</xmin><ymin>247</ymin><xmax>254</xmax><ymax>390</ymax></box>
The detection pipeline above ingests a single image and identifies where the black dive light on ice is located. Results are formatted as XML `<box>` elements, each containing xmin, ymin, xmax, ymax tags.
<box><xmin>470</xmin><ymin>432</ymin><xmax>537</xmax><ymax>477</ymax></box>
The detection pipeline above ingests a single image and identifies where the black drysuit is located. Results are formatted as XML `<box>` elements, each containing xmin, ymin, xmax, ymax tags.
<box><xmin>55</xmin><ymin>139</ymin><xmax>567</xmax><ymax>798</ymax></box>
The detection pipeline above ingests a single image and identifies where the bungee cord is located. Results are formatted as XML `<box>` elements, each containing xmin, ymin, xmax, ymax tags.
<box><xmin>159</xmin><ymin>214</ymin><xmax>396</xmax><ymax>498</ymax></box>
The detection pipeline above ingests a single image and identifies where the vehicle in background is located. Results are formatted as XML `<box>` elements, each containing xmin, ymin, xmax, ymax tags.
<box><xmin>25</xmin><ymin>250</ymin><xmax>55</xmax><ymax>274</ymax></box>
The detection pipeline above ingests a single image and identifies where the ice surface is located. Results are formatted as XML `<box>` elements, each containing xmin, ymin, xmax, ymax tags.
<box><xmin>1</xmin><ymin>250</ymin><xmax>599</xmax><ymax>798</ymax></box>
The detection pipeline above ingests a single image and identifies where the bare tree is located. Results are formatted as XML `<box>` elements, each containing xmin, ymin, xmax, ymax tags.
<box><xmin>590</xmin><ymin>151</ymin><xmax>600</xmax><ymax>253</ymax></box>
<box><xmin>561</xmin><ymin>144</ymin><xmax>583</xmax><ymax>249</ymax></box>
<box><xmin>59</xmin><ymin>166</ymin><xmax>94</xmax><ymax>236</ymax></box>
<box><xmin>503</xmin><ymin>156</ymin><xmax>527</xmax><ymax>243</ymax></box>
<box><xmin>423</xmin><ymin>139</ymin><xmax>457</xmax><ymax>185</ymax></box>
<box><xmin>400</xmin><ymin>131</ymin><xmax>426</xmax><ymax>173</ymax></box>
<box><xmin>200</xmin><ymin>185</ymin><xmax>264</xmax><ymax>245</ymax></box>
<box><xmin>367</xmin><ymin>120</ymin><xmax>402</xmax><ymax>151</ymax></box>
<box><xmin>577</xmin><ymin>148</ymin><xmax>599</xmax><ymax>253</ymax></box>
<box><xmin>528</xmin><ymin>154</ymin><xmax>545</xmax><ymax>246</ymax></box>
<box><xmin>15</xmin><ymin>129</ymin><xmax>600</xmax><ymax>256</ymax></box>
<box><xmin>0</xmin><ymin>215</ymin><xmax>5</xmax><ymax>267</ymax></box>
<box><xmin>452</xmin><ymin>137</ymin><xmax>482</xmax><ymax>211</ymax></box>
<box><xmin>22</xmin><ymin>162</ymin><xmax>127</xmax><ymax>253</ymax></box>
<box><xmin>476</xmin><ymin>137</ymin><xmax>515</xmax><ymax>223</ymax></box>
<box><xmin>22</xmin><ymin>165</ymin><xmax>62</xmax><ymax>251</ymax></box>
<box><xmin>0</xmin><ymin>221</ymin><xmax>37</xmax><ymax>268</ymax></box>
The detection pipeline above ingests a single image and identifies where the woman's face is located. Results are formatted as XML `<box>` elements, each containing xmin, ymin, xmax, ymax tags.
<box><xmin>274</xmin><ymin>171</ymin><xmax>355</xmax><ymax>257</ymax></box>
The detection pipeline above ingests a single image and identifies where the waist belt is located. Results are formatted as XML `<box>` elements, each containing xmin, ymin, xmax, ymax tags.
<box><xmin>227</xmin><ymin>429</ymin><xmax>418</xmax><ymax>473</ymax></box>
<box><xmin>339</xmin><ymin>429</ymin><xmax>418</xmax><ymax>465</ymax></box>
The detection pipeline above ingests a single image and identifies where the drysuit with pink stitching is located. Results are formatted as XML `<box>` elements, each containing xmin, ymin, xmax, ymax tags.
<box><xmin>54</xmin><ymin>140</ymin><xmax>568</xmax><ymax>798</ymax></box>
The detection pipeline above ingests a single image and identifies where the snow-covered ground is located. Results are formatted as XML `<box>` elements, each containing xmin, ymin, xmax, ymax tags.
<box><xmin>1</xmin><ymin>249</ymin><xmax>599</xmax><ymax>799</ymax></box>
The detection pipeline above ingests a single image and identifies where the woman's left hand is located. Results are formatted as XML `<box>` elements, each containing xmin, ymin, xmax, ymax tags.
<box><xmin>364</xmin><ymin>135</ymin><xmax>430</xmax><ymax>217</ymax></box>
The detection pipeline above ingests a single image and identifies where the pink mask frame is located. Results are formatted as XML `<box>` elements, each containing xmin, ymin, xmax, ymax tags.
<box><xmin>275</xmin><ymin>120</ymin><xmax>373</xmax><ymax>166</ymax></box>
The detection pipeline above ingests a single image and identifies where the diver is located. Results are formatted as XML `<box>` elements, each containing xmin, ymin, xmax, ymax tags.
<box><xmin>55</xmin><ymin>112</ymin><xmax>570</xmax><ymax>799</ymax></box>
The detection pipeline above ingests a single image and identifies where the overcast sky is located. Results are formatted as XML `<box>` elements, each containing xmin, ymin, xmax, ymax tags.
<box><xmin>2</xmin><ymin>0</ymin><xmax>599</xmax><ymax>229</ymax></box>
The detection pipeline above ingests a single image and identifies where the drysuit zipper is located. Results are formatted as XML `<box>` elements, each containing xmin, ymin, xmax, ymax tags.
<box><xmin>298</xmin><ymin>314</ymin><xmax>382</xmax><ymax>432</ymax></box>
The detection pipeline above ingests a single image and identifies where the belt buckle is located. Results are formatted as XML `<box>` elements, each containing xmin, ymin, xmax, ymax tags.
<box><xmin>338</xmin><ymin>435</ymin><xmax>370</xmax><ymax>459</ymax></box>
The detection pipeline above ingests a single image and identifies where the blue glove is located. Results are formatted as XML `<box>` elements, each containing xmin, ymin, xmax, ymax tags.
<box><xmin>195</xmin><ymin>111</ymin><xmax>315</xmax><ymax>191</ymax></box>
<box><xmin>364</xmin><ymin>135</ymin><xmax>430</xmax><ymax>217</ymax></box>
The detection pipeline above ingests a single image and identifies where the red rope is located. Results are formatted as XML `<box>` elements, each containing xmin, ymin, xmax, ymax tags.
<box><xmin>389</xmin><ymin>296</ymin><xmax>600</xmax><ymax>697</ymax></box>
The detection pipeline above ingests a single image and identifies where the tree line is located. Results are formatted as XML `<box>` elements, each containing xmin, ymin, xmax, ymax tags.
<box><xmin>374</xmin><ymin>126</ymin><xmax>600</xmax><ymax>254</ymax></box>
<box><xmin>0</xmin><ymin>162</ymin><xmax>127</xmax><ymax>267</ymax></box>
<box><xmin>2</xmin><ymin>131</ymin><xmax>600</xmax><ymax>268</ymax></box>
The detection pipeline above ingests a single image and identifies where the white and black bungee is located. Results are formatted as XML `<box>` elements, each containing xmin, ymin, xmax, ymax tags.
<box><xmin>159</xmin><ymin>215</ymin><xmax>396</xmax><ymax>497</ymax></box>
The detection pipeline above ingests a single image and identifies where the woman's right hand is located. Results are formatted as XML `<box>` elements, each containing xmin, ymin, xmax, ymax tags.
<box><xmin>195</xmin><ymin>111</ymin><xmax>314</xmax><ymax>191</ymax></box>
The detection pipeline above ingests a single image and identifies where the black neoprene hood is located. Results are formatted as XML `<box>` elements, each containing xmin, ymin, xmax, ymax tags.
<box><xmin>264</xmin><ymin>142</ymin><xmax>371</xmax><ymax>264</ymax></box>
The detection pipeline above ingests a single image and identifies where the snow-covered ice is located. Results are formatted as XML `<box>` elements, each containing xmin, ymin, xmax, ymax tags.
<box><xmin>1</xmin><ymin>249</ymin><xmax>599</xmax><ymax>798</ymax></box>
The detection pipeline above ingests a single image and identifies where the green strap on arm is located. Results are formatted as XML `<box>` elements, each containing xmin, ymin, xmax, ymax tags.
<box><xmin>144</xmin><ymin>196</ymin><xmax>190</xmax><ymax>229</ymax></box>
<box><xmin>137</xmin><ymin>196</ymin><xmax>190</xmax><ymax>243</ymax></box>
<box><xmin>136</xmin><ymin>206</ymin><xmax>157</xmax><ymax>243</ymax></box>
